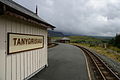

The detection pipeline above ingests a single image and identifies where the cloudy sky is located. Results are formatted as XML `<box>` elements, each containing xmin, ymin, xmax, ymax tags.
<box><xmin>14</xmin><ymin>0</ymin><xmax>120</xmax><ymax>36</ymax></box>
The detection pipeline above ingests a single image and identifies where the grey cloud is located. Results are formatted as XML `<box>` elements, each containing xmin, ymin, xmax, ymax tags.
<box><xmin>14</xmin><ymin>0</ymin><xmax>120</xmax><ymax>36</ymax></box>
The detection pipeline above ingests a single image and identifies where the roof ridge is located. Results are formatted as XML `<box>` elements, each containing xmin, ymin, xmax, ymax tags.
<box><xmin>8</xmin><ymin>0</ymin><xmax>37</xmax><ymax>15</ymax></box>
<box><xmin>0</xmin><ymin>0</ymin><xmax>55</xmax><ymax>29</ymax></box>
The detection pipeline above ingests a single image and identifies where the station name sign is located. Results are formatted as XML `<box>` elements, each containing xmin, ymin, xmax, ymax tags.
<box><xmin>8</xmin><ymin>33</ymin><xmax>44</xmax><ymax>54</ymax></box>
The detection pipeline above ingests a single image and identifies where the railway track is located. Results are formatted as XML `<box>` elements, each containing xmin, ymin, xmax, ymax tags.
<box><xmin>76</xmin><ymin>45</ymin><xmax>120</xmax><ymax>80</ymax></box>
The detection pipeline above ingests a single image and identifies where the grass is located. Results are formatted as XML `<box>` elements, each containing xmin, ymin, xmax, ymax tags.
<box><xmin>70</xmin><ymin>43</ymin><xmax>120</xmax><ymax>62</ymax></box>
<box><xmin>51</xmin><ymin>36</ymin><xmax>120</xmax><ymax>62</ymax></box>
<box><xmin>51</xmin><ymin>36</ymin><xmax>103</xmax><ymax>43</ymax></box>
<box><xmin>69</xmin><ymin>36</ymin><xmax>102</xmax><ymax>42</ymax></box>
<box><xmin>51</xmin><ymin>37</ymin><xmax>62</xmax><ymax>40</ymax></box>
<box><xmin>109</xmin><ymin>46</ymin><xmax>120</xmax><ymax>53</ymax></box>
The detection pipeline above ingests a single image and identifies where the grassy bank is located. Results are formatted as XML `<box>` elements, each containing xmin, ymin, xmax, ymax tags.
<box><xmin>71</xmin><ymin>43</ymin><xmax>120</xmax><ymax>62</ymax></box>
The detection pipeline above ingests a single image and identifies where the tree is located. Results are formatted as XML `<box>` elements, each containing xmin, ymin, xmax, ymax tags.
<box><xmin>114</xmin><ymin>34</ymin><xmax>120</xmax><ymax>48</ymax></box>
<box><xmin>109</xmin><ymin>34</ymin><xmax>120</xmax><ymax>48</ymax></box>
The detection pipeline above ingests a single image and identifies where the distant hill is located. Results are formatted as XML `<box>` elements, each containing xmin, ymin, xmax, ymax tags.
<box><xmin>91</xmin><ymin>36</ymin><xmax>113</xmax><ymax>40</ymax></box>
<box><xmin>51</xmin><ymin>35</ymin><xmax>106</xmax><ymax>43</ymax></box>
<box><xmin>48</xmin><ymin>30</ymin><xmax>112</xmax><ymax>43</ymax></box>
<box><xmin>48</xmin><ymin>30</ymin><xmax>65</xmax><ymax>37</ymax></box>
<box><xmin>48</xmin><ymin>30</ymin><xmax>84</xmax><ymax>37</ymax></box>
<box><xmin>68</xmin><ymin>36</ymin><xmax>103</xmax><ymax>43</ymax></box>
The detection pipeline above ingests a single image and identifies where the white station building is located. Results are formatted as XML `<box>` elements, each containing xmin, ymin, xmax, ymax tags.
<box><xmin>0</xmin><ymin>0</ymin><xmax>55</xmax><ymax>80</ymax></box>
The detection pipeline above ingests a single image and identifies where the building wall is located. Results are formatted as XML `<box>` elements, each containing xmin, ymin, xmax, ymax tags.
<box><xmin>0</xmin><ymin>15</ymin><xmax>48</xmax><ymax>80</ymax></box>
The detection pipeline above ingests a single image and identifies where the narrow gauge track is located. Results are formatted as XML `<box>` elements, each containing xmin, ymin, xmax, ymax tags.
<box><xmin>76</xmin><ymin>45</ymin><xmax>120</xmax><ymax>80</ymax></box>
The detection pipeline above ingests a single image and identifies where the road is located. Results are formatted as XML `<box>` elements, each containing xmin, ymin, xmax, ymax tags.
<box><xmin>29</xmin><ymin>43</ymin><xmax>89</xmax><ymax>80</ymax></box>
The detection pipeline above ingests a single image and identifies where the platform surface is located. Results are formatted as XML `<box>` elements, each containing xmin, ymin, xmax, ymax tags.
<box><xmin>29</xmin><ymin>43</ymin><xmax>89</xmax><ymax>80</ymax></box>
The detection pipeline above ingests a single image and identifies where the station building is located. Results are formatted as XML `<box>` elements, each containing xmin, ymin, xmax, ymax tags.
<box><xmin>0</xmin><ymin>0</ymin><xmax>55</xmax><ymax>80</ymax></box>
<box><xmin>57</xmin><ymin>37</ymin><xmax>70</xmax><ymax>43</ymax></box>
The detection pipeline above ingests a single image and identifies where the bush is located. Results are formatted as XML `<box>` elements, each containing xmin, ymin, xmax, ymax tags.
<box><xmin>109</xmin><ymin>34</ymin><xmax>120</xmax><ymax>48</ymax></box>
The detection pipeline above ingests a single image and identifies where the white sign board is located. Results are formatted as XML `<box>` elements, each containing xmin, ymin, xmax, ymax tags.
<box><xmin>8</xmin><ymin>33</ymin><xmax>44</xmax><ymax>54</ymax></box>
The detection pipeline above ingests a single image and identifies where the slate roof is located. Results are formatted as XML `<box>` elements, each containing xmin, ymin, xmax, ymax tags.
<box><xmin>0</xmin><ymin>0</ymin><xmax>55</xmax><ymax>29</ymax></box>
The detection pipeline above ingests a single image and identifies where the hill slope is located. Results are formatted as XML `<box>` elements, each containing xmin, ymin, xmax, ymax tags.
<box><xmin>48</xmin><ymin>30</ymin><xmax>64</xmax><ymax>37</ymax></box>
<box><xmin>68</xmin><ymin>36</ymin><xmax>103</xmax><ymax>43</ymax></box>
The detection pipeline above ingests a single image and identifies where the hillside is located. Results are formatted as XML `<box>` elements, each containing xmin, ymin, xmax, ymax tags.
<box><xmin>49</xmin><ymin>30</ymin><xmax>110</xmax><ymax>43</ymax></box>
<box><xmin>91</xmin><ymin>36</ymin><xmax>113</xmax><ymax>40</ymax></box>
<box><xmin>48</xmin><ymin>30</ymin><xmax>64</xmax><ymax>37</ymax></box>
<box><xmin>68</xmin><ymin>36</ymin><xmax>104</xmax><ymax>43</ymax></box>
<box><xmin>51</xmin><ymin>36</ymin><xmax>106</xmax><ymax>43</ymax></box>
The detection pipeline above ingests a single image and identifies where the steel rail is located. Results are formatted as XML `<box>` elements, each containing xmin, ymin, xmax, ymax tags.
<box><xmin>84</xmin><ymin>49</ymin><xmax>106</xmax><ymax>80</ymax></box>
<box><xmin>76</xmin><ymin>45</ymin><xmax>120</xmax><ymax>80</ymax></box>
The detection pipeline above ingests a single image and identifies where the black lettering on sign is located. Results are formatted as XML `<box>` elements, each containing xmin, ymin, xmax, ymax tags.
<box><xmin>13</xmin><ymin>38</ymin><xmax>43</xmax><ymax>46</ymax></box>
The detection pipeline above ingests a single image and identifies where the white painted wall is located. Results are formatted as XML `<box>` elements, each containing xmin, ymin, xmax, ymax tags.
<box><xmin>0</xmin><ymin>15</ymin><xmax>48</xmax><ymax>80</ymax></box>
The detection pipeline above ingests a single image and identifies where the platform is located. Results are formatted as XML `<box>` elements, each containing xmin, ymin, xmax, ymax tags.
<box><xmin>29</xmin><ymin>43</ymin><xmax>89</xmax><ymax>80</ymax></box>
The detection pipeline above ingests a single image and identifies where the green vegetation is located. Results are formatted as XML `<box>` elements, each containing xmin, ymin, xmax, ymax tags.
<box><xmin>109</xmin><ymin>34</ymin><xmax>120</xmax><ymax>48</ymax></box>
<box><xmin>51</xmin><ymin>36</ymin><xmax>120</xmax><ymax>62</ymax></box>
<box><xmin>51</xmin><ymin>36</ymin><xmax>104</xmax><ymax>44</ymax></box>
<box><xmin>51</xmin><ymin>37</ymin><xmax>62</xmax><ymax>40</ymax></box>
<box><xmin>109</xmin><ymin>46</ymin><xmax>120</xmax><ymax>53</ymax></box>
<box><xmin>69</xmin><ymin>36</ymin><xmax>102</xmax><ymax>43</ymax></box>
<box><xmin>63</xmin><ymin>35</ymin><xmax>120</xmax><ymax>62</ymax></box>
<box><xmin>71</xmin><ymin>43</ymin><xmax>120</xmax><ymax>62</ymax></box>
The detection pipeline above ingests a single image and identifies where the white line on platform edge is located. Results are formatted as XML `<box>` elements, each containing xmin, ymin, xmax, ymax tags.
<box><xmin>80</xmin><ymin>48</ymin><xmax>92</xmax><ymax>80</ymax></box>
